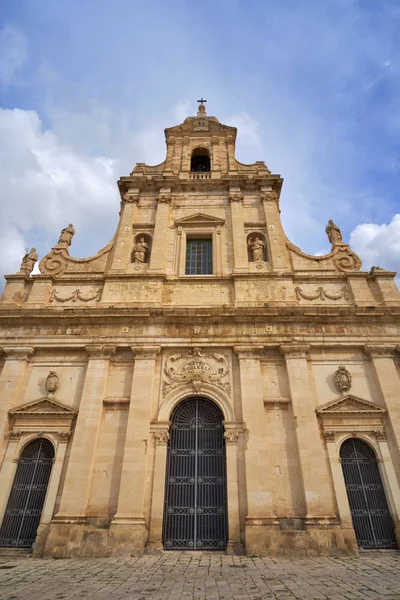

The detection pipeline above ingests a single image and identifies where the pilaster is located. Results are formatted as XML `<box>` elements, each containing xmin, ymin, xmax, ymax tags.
<box><xmin>280</xmin><ymin>344</ymin><xmax>336</xmax><ymax>521</ymax></box>
<box><xmin>260</xmin><ymin>188</ymin><xmax>291</xmax><ymax>271</ymax></box>
<box><xmin>109</xmin><ymin>345</ymin><xmax>160</xmax><ymax>555</ymax></box>
<box><xmin>224</xmin><ymin>421</ymin><xmax>244</xmax><ymax>554</ymax></box>
<box><xmin>229</xmin><ymin>189</ymin><xmax>248</xmax><ymax>273</ymax></box>
<box><xmin>148</xmin><ymin>190</ymin><xmax>171</xmax><ymax>274</ymax></box>
<box><xmin>0</xmin><ymin>346</ymin><xmax>34</xmax><ymax>465</ymax></box>
<box><xmin>109</xmin><ymin>190</ymin><xmax>140</xmax><ymax>272</ymax></box>
<box><xmin>147</xmin><ymin>421</ymin><xmax>170</xmax><ymax>549</ymax></box>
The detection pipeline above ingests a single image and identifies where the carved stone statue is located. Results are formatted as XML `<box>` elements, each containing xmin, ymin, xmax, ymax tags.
<box><xmin>58</xmin><ymin>223</ymin><xmax>75</xmax><ymax>246</ymax></box>
<box><xmin>132</xmin><ymin>237</ymin><xmax>149</xmax><ymax>263</ymax></box>
<box><xmin>248</xmin><ymin>236</ymin><xmax>265</xmax><ymax>262</ymax></box>
<box><xmin>20</xmin><ymin>248</ymin><xmax>38</xmax><ymax>276</ymax></box>
<box><xmin>46</xmin><ymin>370</ymin><xmax>59</xmax><ymax>396</ymax></box>
<box><xmin>334</xmin><ymin>365</ymin><xmax>352</xmax><ymax>394</ymax></box>
<box><xmin>325</xmin><ymin>220</ymin><xmax>342</xmax><ymax>248</ymax></box>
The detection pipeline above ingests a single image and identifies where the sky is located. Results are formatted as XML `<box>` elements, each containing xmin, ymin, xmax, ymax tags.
<box><xmin>0</xmin><ymin>0</ymin><xmax>400</xmax><ymax>283</ymax></box>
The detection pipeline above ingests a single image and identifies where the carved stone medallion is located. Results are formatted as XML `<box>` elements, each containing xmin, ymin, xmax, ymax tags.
<box><xmin>163</xmin><ymin>347</ymin><xmax>231</xmax><ymax>397</ymax></box>
<box><xmin>334</xmin><ymin>365</ymin><xmax>352</xmax><ymax>394</ymax></box>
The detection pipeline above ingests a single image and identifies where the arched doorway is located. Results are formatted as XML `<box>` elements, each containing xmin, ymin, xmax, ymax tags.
<box><xmin>0</xmin><ymin>438</ymin><xmax>54</xmax><ymax>548</ymax></box>
<box><xmin>340</xmin><ymin>438</ymin><xmax>397</xmax><ymax>548</ymax></box>
<box><xmin>162</xmin><ymin>397</ymin><xmax>227</xmax><ymax>550</ymax></box>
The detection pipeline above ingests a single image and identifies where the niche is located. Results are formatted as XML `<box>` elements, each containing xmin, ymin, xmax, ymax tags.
<box><xmin>191</xmin><ymin>147</ymin><xmax>211</xmax><ymax>172</ymax></box>
<box><xmin>247</xmin><ymin>232</ymin><xmax>267</xmax><ymax>262</ymax></box>
<box><xmin>131</xmin><ymin>233</ymin><xmax>152</xmax><ymax>264</ymax></box>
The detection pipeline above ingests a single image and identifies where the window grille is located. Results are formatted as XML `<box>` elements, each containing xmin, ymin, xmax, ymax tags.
<box><xmin>185</xmin><ymin>239</ymin><xmax>213</xmax><ymax>275</ymax></box>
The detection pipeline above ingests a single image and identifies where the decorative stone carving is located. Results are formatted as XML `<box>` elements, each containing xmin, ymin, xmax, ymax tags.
<box><xmin>163</xmin><ymin>347</ymin><xmax>231</xmax><ymax>397</ymax></box>
<box><xmin>19</xmin><ymin>248</ymin><xmax>38</xmax><ymax>276</ymax></box>
<box><xmin>123</xmin><ymin>193</ymin><xmax>139</xmax><ymax>203</ymax></box>
<box><xmin>325</xmin><ymin>220</ymin><xmax>342</xmax><ymax>248</ymax></box>
<box><xmin>295</xmin><ymin>286</ymin><xmax>349</xmax><ymax>302</ymax></box>
<box><xmin>364</xmin><ymin>345</ymin><xmax>396</xmax><ymax>359</ymax></box>
<box><xmin>8</xmin><ymin>431</ymin><xmax>21</xmax><ymax>442</ymax></box>
<box><xmin>248</xmin><ymin>236</ymin><xmax>265</xmax><ymax>262</ymax></box>
<box><xmin>46</xmin><ymin>370</ymin><xmax>59</xmax><ymax>396</ymax></box>
<box><xmin>374</xmin><ymin>430</ymin><xmax>387</xmax><ymax>441</ymax></box>
<box><xmin>153</xmin><ymin>430</ymin><xmax>169</xmax><ymax>445</ymax></box>
<box><xmin>323</xmin><ymin>431</ymin><xmax>336</xmax><ymax>442</ymax></box>
<box><xmin>132</xmin><ymin>237</ymin><xmax>149</xmax><ymax>264</ymax></box>
<box><xmin>103</xmin><ymin>397</ymin><xmax>130</xmax><ymax>407</ymax></box>
<box><xmin>334</xmin><ymin>366</ymin><xmax>352</xmax><ymax>394</ymax></box>
<box><xmin>333</xmin><ymin>250</ymin><xmax>362</xmax><ymax>273</ymax></box>
<box><xmin>49</xmin><ymin>287</ymin><xmax>102</xmax><ymax>303</ymax></box>
<box><xmin>157</xmin><ymin>192</ymin><xmax>172</xmax><ymax>203</ymax></box>
<box><xmin>224</xmin><ymin>430</ymin><xmax>239</xmax><ymax>445</ymax></box>
<box><xmin>228</xmin><ymin>192</ymin><xmax>243</xmax><ymax>203</ymax></box>
<box><xmin>58</xmin><ymin>224</ymin><xmax>75</xmax><ymax>247</ymax></box>
<box><xmin>58</xmin><ymin>432</ymin><xmax>70</xmax><ymax>443</ymax></box>
<box><xmin>260</xmin><ymin>190</ymin><xmax>278</xmax><ymax>202</ymax></box>
<box><xmin>280</xmin><ymin>344</ymin><xmax>310</xmax><ymax>359</ymax></box>
<box><xmin>2</xmin><ymin>346</ymin><xmax>34</xmax><ymax>361</ymax></box>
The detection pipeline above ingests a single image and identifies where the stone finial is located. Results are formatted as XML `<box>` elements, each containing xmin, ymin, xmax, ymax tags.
<box><xmin>58</xmin><ymin>223</ymin><xmax>75</xmax><ymax>247</ymax></box>
<box><xmin>325</xmin><ymin>220</ymin><xmax>343</xmax><ymax>248</ymax></box>
<box><xmin>197</xmin><ymin>97</ymin><xmax>207</xmax><ymax>116</ymax></box>
<box><xmin>19</xmin><ymin>248</ymin><xmax>38</xmax><ymax>276</ymax></box>
<box><xmin>334</xmin><ymin>365</ymin><xmax>351</xmax><ymax>394</ymax></box>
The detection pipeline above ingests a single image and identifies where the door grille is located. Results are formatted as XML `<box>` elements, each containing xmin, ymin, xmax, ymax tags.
<box><xmin>162</xmin><ymin>397</ymin><xmax>227</xmax><ymax>550</ymax></box>
<box><xmin>0</xmin><ymin>438</ymin><xmax>54</xmax><ymax>548</ymax></box>
<box><xmin>340</xmin><ymin>438</ymin><xmax>397</xmax><ymax>548</ymax></box>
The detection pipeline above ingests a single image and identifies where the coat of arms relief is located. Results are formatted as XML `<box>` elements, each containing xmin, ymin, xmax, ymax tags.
<box><xmin>162</xmin><ymin>347</ymin><xmax>231</xmax><ymax>397</ymax></box>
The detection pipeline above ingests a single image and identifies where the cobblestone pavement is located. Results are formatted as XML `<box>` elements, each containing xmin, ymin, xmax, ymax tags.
<box><xmin>1</xmin><ymin>552</ymin><xmax>400</xmax><ymax>600</ymax></box>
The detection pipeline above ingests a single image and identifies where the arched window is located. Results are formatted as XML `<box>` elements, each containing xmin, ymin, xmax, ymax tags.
<box><xmin>190</xmin><ymin>148</ymin><xmax>210</xmax><ymax>172</ymax></box>
<box><xmin>340</xmin><ymin>438</ymin><xmax>397</xmax><ymax>548</ymax></box>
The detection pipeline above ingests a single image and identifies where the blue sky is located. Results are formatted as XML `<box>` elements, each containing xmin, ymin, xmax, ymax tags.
<box><xmin>0</xmin><ymin>0</ymin><xmax>400</xmax><ymax>279</ymax></box>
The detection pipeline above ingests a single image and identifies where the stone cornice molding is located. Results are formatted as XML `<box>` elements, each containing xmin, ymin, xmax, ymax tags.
<box><xmin>280</xmin><ymin>344</ymin><xmax>310</xmax><ymax>359</ymax></box>
<box><xmin>234</xmin><ymin>345</ymin><xmax>264</xmax><ymax>359</ymax></box>
<box><xmin>364</xmin><ymin>344</ymin><xmax>397</xmax><ymax>359</ymax></box>
<box><xmin>85</xmin><ymin>344</ymin><xmax>116</xmax><ymax>359</ymax></box>
<box><xmin>2</xmin><ymin>346</ymin><xmax>35</xmax><ymax>361</ymax></box>
<box><xmin>131</xmin><ymin>345</ymin><xmax>161</xmax><ymax>360</ymax></box>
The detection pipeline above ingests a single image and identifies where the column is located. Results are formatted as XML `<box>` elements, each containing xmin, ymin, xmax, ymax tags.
<box><xmin>261</xmin><ymin>189</ymin><xmax>291</xmax><ymax>271</ymax></box>
<box><xmin>280</xmin><ymin>344</ymin><xmax>336</xmax><ymax>520</ymax></box>
<box><xmin>33</xmin><ymin>432</ymin><xmax>70</xmax><ymax>556</ymax></box>
<box><xmin>110</xmin><ymin>345</ymin><xmax>160</xmax><ymax>554</ymax></box>
<box><xmin>0</xmin><ymin>346</ymin><xmax>34</xmax><ymax>465</ymax></box>
<box><xmin>53</xmin><ymin>344</ymin><xmax>115</xmax><ymax>519</ymax></box>
<box><xmin>365</xmin><ymin>345</ymin><xmax>400</xmax><ymax>447</ymax></box>
<box><xmin>224</xmin><ymin>423</ymin><xmax>243</xmax><ymax>554</ymax></box>
<box><xmin>235</xmin><ymin>346</ymin><xmax>276</xmax><ymax>553</ymax></box>
<box><xmin>147</xmin><ymin>422</ymin><xmax>170</xmax><ymax>548</ymax></box>
<box><xmin>148</xmin><ymin>190</ymin><xmax>171</xmax><ymax>274</ymax></box>
<box><xmin>324</xmin><ymin>433</ymin><xmax>358</xmax><ymax>553</ymax></box>
<box><xmin>229</xmin><ymin>190</ymin><xmax>248</xmax><ymax>273</ymax></box>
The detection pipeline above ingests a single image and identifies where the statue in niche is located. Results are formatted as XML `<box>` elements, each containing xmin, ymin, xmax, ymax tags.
<box><xmin>325</xmin><ymin>220</ymin><xmax>342</xmax><ymax>248</ymax></box>
<box><xmin>20</xmin><ymin>248</ymin><xmax>38</xmax><ymax>276</ymax></box>
<box><xmin>248</xmin><ymin>236</ymin><xmax>265</xmax><ymax>262</ymax></box>
<box><xmin>132</xmin><ymin>237</ymin><xmax>149</xmax><ymax>264</ymax></box>
<box><xmin>46</xmin><ymin>370</ymin><xmax>59</xmax><ymax>396</ymax></box>
<box><xmin>58</xmin><ymin>223</ymin><xmax>75</xmax><ymax>246</ymax></box>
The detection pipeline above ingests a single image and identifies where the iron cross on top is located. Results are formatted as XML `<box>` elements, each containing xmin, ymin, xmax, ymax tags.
<box><xmin>197</xmin><ymin>98</ymin><xmax>207</xmax><ymax>104</ymax></box>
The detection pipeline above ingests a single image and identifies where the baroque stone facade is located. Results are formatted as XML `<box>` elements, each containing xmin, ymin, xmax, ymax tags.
<box><xmin>1</xmin><ymin>102</ymin><xmax>400</xmax><ymax>558</ymax></box>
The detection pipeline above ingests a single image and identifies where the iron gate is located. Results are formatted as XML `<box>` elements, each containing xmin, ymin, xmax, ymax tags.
<box><xmin>162</xmin><ymin>397</ymin><xmax>227</xmax><ymax>550</ymax></box>
<box><xmin>340</xmin><ymin>438</ymin><xmax>397</xmax><ymax>548</ymax></box>
<box><xmin>0</xmin><ymin>438</ymin><xmax>54</xmax><ymax>548</ymax></box>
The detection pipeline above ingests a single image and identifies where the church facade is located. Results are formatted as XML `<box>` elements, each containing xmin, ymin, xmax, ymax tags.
<box><xmin>1</xmin><ymin>103</ymin><xmax>400</xmax><ymax>557</ymax></box>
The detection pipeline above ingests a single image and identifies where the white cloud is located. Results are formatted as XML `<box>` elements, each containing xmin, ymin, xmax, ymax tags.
<box><xmin>0</xmin><ymin>26</ymin><xmax>28</xmax><ymax>88</ymax></box>
<box><xmin>350</xmin><ymin>214</ymin><xmax>400</xmax><ymax>275</ymax></box>
<box><xmin>0</xmin><ymin>108</ymin><xmax>119</xmax><ymax>279</ymax></box>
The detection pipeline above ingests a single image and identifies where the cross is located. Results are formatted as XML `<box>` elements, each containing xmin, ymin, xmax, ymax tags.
<box><xmin>197</xmin><ymin>98</ymin><xmax>207</xmax><ymax>104</ymax></box>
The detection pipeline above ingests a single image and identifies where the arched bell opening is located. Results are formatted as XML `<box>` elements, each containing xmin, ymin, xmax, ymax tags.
<box><xmin>162</xmin><ymin>396</ymin><xmax>227</xmax><ymax>550</ymax></box>
<box><xmin>340</xmin><ymin>437</ymin><xmax>397</xmax><ymax>548</ymax></box>
<box><xmin>190</xmin><ymin>148</ymin><xmax>211</xmax><ymax>172</ymax></box>
<box><xmin>0</xmin><ymin>438</ymin><xmax>55</xmax><ymax>548</ymax></box>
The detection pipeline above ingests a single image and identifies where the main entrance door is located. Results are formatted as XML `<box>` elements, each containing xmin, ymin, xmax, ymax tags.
<box><xmin>0</xmin><ymin>438</ymin><xmax>54</xmax><ymax>548</ymax></box>
<box><xmin>163</xmin><ymin>397</ymin><xmax>227</xmax><ymax>550</ymax></box>
<box><xmin>340</xmin><ymin>438</ymin><xmax>397</xmax><ymax>548</ymax></box>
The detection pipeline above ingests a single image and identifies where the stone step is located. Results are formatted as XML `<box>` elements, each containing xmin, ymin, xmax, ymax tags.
<box><xmin>0</xmin><ymin>547</ymin><xmax>31</xmax><ymax>558</ymax></box>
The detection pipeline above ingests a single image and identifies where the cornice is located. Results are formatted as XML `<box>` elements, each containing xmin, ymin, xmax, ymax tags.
<box><xmin>364</xmin><ymin>344</ymin><xmax>397</xmax><ymax>358</ymax></box>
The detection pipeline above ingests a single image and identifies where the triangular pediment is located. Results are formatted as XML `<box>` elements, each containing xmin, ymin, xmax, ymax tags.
<box><xmin>10</xmin><ymin>397</ymin><xmax>78</xmax><ymax>416</ymax></box>
<box><xmin>317</xmin><ymin>394</ymin><xmax>386</xmax><ymax>415</ymax></box>
<box><xmin>174</xmin><ymin>213</ymin><xmax>225</xmax><ymax>227</ymax></box>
